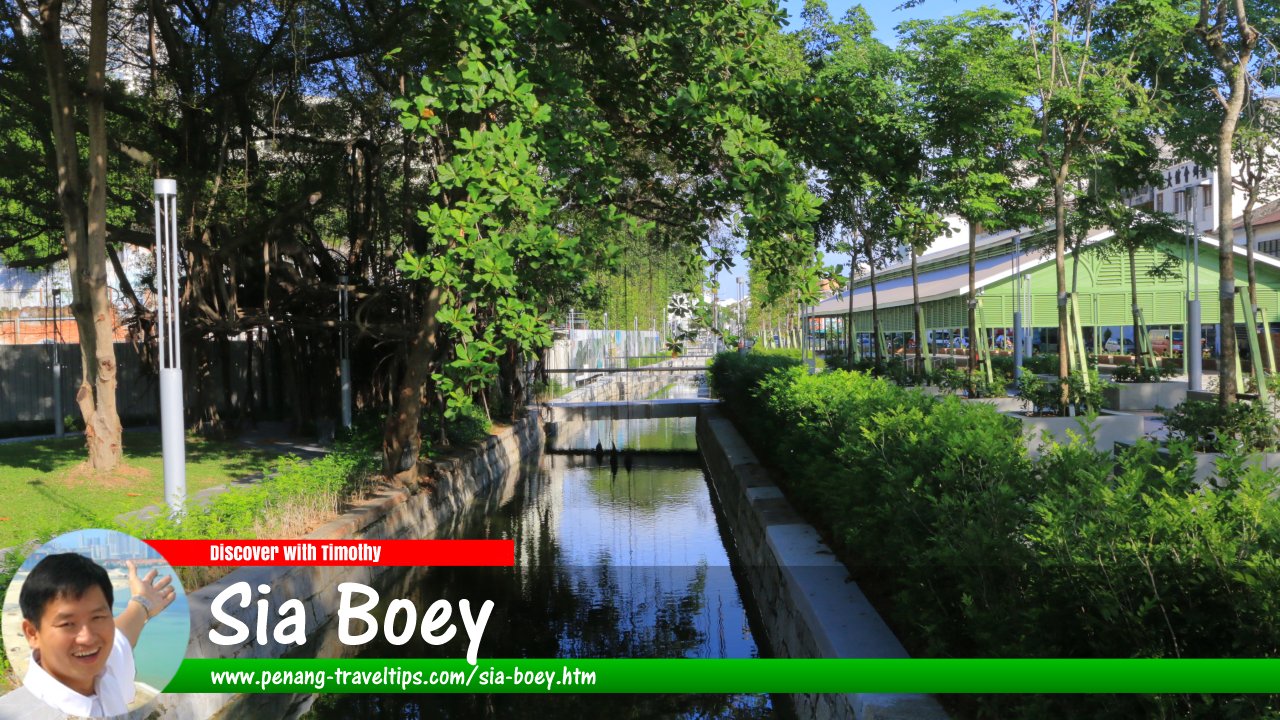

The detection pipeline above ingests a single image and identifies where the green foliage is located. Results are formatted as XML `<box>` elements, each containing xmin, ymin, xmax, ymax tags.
<box><xmin>1111</xmin><ymin>363</ymin><xmax>1176</xmax><ymax>383</ymax></box>
<box><xmin>1162</xmin><ymin>400</ymin><xmax>1279</xmax><ymax>453</ymax></box>
<box><xmin>707</xmin><ymin>349</ymin><xmax>802</xmax><ymax>410</ymax></box>
<box><xmin>532</xmin><ymin>378</ymin><xmax>569</xmax><ymax>402</ymax></box>
<box><xmin>990</xmin><ymin>354</ymin><xmax>1016</xmax><ymax>379</ymax></box>
<box><xmin>1022</xmin><ymin>353</ymin><xmax>1062</xmax><ymax>374</ymax></box>
<box><xmin>392</xmin><ymin>0</ymin><xmax>822</xmax><ymax>422</ymax></box>
<box><xmin>898</xmin><ymin>8</ymin><xmax>1040</xmax><ymax>233</ymax></box>
<box><xmin>928</xmin><ymin>365</ymin><xmax>1007</xmax><ymax>398</ymax></box>
<box><xmin>1016</xmin><ymin>370</ymin><xmax>1109</xmax><ymax>416</ymax></box>
<box><xmin>134</xmin><ymin>446</ymin><xmax>371</xmax><ymax>541</ymax></box>
<box><xmin>714</xmin><ymin>359</ymin><xmax>1280</xmax><ymax>718</ymax></box>
<box><xmin>444</xmin><ymin>403</ymin><xmax>491</xmax><ymax>448</ymax></box>
<box><xmin>932</xmin><ymin>367</ymin><xmax>968</xmax><ymax>394</ymax></box>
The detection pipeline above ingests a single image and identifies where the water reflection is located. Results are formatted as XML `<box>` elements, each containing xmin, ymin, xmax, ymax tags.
<box><xmin>552</xmin><ymin>380</ymin><xmax>706</xmax><ymax>453</ymax></box>
<box><xmin>289</xmin><ymin>447</ymin><xmax>777</xmax><ymax>719</ymax></box>
<box><xmin>559</xmin><ymin>415</ymin><xmax>699</xmax><ymax>453</ymax></box>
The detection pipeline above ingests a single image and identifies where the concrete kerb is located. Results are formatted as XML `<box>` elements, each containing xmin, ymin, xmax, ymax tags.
<box><xmin>696</xmin><ymin>407</ymin><xmax>948</xmax><ymax>720</ymax></box>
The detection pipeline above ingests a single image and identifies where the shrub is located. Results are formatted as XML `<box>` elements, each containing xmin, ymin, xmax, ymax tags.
<box><xmin>712</xmin><ymin>362</ymin><xmax>1280</xmax><ymax>718</ymax></box>
<box><xmin>1112</xmin><ymin>364</ymin><xmax>1176</xmax><ymax>383</ymax></box>
<box><xmin>1015</xmin><ymin>370</ymin><xmax>1109</xmax><ymax>415</ymax></box>
<box><xmin>1022</xmin><ymin>353</ymin><xmax>1061</xmax><ymax>374</ymax></box>
<box><xmin>444</xmin><ymin>403</ymin><xmax>492</xmax><ymax>447</ymax></box>
<box><xmin>990</xmin><ymin>354</ymin><xmax>1015</xmax><ymax>379</ymax></box>
<box><xmin>708</xmin><ymin>350</ymin><xmax>802</xmax><ymax>413</ymax></box>
<box><xmin>1162</xmin><ymin>400</ymin><xmax>1278</xmax><ymax>453</ymax></box>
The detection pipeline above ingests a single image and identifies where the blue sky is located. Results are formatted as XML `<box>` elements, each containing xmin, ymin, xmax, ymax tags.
<box><xmin>713</xmin><ymin>0</ymin><xmax>990</xmax><ymax>296</ymax></box>
<box><xmin>777</xmin><ymin>0</ymin><xmax>989</xmax><ymax>44</ymax></box>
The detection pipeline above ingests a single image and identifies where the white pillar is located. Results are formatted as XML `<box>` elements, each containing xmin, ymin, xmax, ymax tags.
<box><xmin>154</xmin><ymin>179</ymin><xmax>186</xmax><ymax>515</ymax></box>
<box><xmin>52</xmin><ymin>288</ymin><xmax>64</xmax><ymax>437</ymax></box>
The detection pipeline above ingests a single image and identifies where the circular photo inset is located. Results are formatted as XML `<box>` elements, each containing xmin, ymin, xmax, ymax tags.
<box><xmin>2</xmin><ymin>529</ymin><xmax>189</xmax><ymax>718</ymax></box>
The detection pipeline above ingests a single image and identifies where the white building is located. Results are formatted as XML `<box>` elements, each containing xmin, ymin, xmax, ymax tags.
<box><xmin>1121</xmin><ymin>158</ymin><xmax>1250</xmax><ymax>240</ymax></box>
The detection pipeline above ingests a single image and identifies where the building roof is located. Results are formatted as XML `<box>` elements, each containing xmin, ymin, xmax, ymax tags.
<box><xmin>811</xmin><ymin>225</ymin><xmax>1280</xmax><ymax>317</ymax></box>
<box><xmin>1232</xmin><ymin>198</ymin><xmax>1280</xmax><ymax>230</ymax></box>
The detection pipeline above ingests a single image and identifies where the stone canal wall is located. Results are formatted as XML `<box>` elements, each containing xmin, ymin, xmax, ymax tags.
<box><xmin>697</xmin><ymin>407</ymin><xmax>949</xmax><ymax>720</ymax></box>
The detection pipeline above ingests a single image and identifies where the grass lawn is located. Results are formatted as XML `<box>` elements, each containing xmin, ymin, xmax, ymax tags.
<box><xmin>0</xmin><ymin>432</ymin><xmax>284</xmax><ymax>548</ymax></box>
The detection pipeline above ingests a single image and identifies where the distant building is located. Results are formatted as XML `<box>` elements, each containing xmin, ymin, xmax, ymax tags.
<box><xmin>809</xmin><ymin>224</ymin><xmax>1280</xmax><ymax>358</ymax></box>
<box><xmin>1238</xmin><ymin>199</ymin><xmax>1280</xmax><ymax>260</ymax></box>
<box><xmin>0</xmin><ymin>249</ymin><xmax>151</xmax><ymax>345</ymax></box>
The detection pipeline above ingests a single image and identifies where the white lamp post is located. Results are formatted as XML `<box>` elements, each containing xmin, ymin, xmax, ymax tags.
<box><xmin>52</xmin><ymin>288</ymin><xmax>64</xmax><ymax>437</ymax></box>
<box><xmin>1187</xmin><ymin>180</ymin><xmax>1209</xmax><ymax>391</ymax></box>
<box><xmin>736</xmin><ymin>277</ymin><xmax>745</xmax><ymax>348</ymax></box>
<box><xmin>153</xmin><ymin>179</ymin><xmax>185</xmax><ymax>515</ymax></box>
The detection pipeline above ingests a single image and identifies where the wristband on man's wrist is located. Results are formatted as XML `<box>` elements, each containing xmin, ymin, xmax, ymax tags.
<box><xmin>130</xmin><ymin>594</ymin><xmax>154</xmax><ymax>619</ymax></box>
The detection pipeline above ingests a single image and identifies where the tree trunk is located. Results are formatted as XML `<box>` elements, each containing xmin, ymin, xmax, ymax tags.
<box><xmin>846</xmin><ymin>244</ymin><xmax>856</xmax><ymax>366</ymax></box>
<box><xmin>911</xmin><ymin>246</ymin><xmax>923</xmax><ymax>378</ymax></box>
<box><xmin>1129</xmin><ymin>244</ymin><xmax>1141</xmax><ymax>367</ymax></box>
<box><xmin>1243</xmin><ymin>192</ymin><xmax>1267</xmax><ymax>372</ymax></box>
<box><xmin>36</xmin><ymin>0</ymin><xmax>122</xmax><ymax>470</ymax></box>
<box><xmin>1054</xmin><ymin>175</ymin><xmax>1071</xmax><ymax>412</ymax></box>
<box><xmin>967</xmin><ymin>218</ymin><xmax>977</xmax><ymax>378</ymax></box>
<box><xmin>864</xmin><ymin>233</ymin><xmax>881</xmax><ymax>368</ymax></box>
<box><xmin>382</xmin><ymin>286</ymin><xmax>443</xmax><ymax>484</ymax></box>
<box><xmin>1217</xmin><ymin>88</ymin><xmax>1244</xmax><ymax>406</ymax></box>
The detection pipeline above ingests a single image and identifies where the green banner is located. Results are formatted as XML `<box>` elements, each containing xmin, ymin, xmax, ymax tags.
<box><xmin>168</xmin><ymin>658</ymin><xmax>1280</xmax><ymax>694</ymax></box>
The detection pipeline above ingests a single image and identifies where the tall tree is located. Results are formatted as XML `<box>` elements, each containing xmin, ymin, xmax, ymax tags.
<box><xmin>797</xmin><ymin>3</ymin><xmax>923</xmax><ymax>370</ymax></box>
<box><xmin>1193</xmin><ymin>0</ymin><xmax>1270</xmax><ymax>405</ymax></box>
<box><xmin>386</xmin><ymin>0</ymin><xmax>820</xmax><ymax>482</ymax></box>
<box><xmin>1131</xmin><ymin>0</ymin><xmax>1279</xmax><ymax>403</ymax></box>
<box><xmin>13</xmin><ymin>0</ymin><xmax>124</xmax><ymax>469</ymax></box>
<box><xmin>1015</xmin><ymin>0</ymin><xmax>1156</xmax><ymax>408</ymax></box>
<box><xmin>900</xmin><ymin>9</ymin><xmax>1036</xmax><ymax>382</ymax></box>
<box><xmin>1237</xmin><ymin>98</ymin><xmax>1280</xmax><ymax>372</ymax></box>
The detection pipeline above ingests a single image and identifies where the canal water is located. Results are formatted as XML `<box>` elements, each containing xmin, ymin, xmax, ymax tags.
<box><xmin>272</xmin><ymin>382</ymin><xmax>780</xmax><ymax>719</ymax></box>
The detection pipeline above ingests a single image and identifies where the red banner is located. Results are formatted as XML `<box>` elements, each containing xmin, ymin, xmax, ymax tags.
<box><xmin>145</xmin><ymin>539</ymin><xmax>514</xmax><ymax>567</ymax></box>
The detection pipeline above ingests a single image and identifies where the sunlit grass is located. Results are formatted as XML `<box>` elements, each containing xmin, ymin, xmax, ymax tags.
<box><xmin>0</xmin><ymin>432</ymin><xmax>283</xmax><ymax>548</ymax></box>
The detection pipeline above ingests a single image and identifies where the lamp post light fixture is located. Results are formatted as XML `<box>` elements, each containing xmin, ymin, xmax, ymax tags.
<box><xmin>153</xmin><ymin>179</ymin><xmax>186</xmax><ymax>516</ymax></box>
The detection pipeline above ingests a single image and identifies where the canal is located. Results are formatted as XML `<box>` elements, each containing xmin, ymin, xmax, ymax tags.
<box><xmin>259</xmin><ymin>381</ymin><xmax>782</xmax><ymax>719</ymax></box>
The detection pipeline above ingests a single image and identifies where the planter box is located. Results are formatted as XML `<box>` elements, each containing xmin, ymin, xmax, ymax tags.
<box><xmin>1102</xmin><ymin>381</ymin><xmax>1187</xmax><ymax>411</ymax></box>
<box><xmin>1115</xmin><ymin>441</ymin><xmax>1280</xmax><ymax>486</ymax></box>
<box><xmin>1186</xmin><ymin>389</ymin><xmax>1260</xmax><ymax>404</ymax></box>
<box><xmin>1003</xmin><ymin>409</ymin><xmax>1142</xmax><ymax>455</ymax></box>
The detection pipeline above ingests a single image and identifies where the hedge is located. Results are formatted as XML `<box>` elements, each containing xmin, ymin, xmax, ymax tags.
<box><xmin>709</xmin><ymin>351</ymin><xmax>1280</xmax><ymax>719</ymax></box>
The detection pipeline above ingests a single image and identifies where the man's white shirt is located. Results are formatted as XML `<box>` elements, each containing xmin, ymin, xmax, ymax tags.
<box><xmin>23</xmin><ymin>627</ymin><xmax>136</xmax><ymax>718</ymax></box>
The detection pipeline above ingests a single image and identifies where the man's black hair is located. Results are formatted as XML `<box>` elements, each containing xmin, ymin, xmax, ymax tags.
<box><xmin>19</xmin><ymin>553</ymin><xmax>114</xmax><ymax>625</ymax></box>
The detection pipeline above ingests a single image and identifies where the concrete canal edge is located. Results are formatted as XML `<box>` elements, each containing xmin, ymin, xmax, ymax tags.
<box><xmin>697</xmin><ymin>407</ymin><xmax>950</xmax><ymax>720</ymax></box>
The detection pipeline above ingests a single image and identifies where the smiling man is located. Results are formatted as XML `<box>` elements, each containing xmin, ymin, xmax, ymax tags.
<box><xmin>19</xmin><ymin>553</ymin><xmax>177</xmax><ymax>718</ymax></box>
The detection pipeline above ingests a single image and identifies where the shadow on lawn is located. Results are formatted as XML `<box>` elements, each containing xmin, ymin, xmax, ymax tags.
<box><xmin>0</xmin><ymin>432</ymin><xmax>285</xmax><ymax>478</ymax></box>
<box><xmin>0</xmin><ymin>438</ymin><xmax>86</xmax><ymax>473</ymax></box>
<box><xmin>124</xmin><ymin>433</ymin><xmax>282</xmax><ymax>478</ymax></box>
<box><xmin>17</xmin><ymin>477</ymin><xmax>116</xmax><ymax>533</ymax></box>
